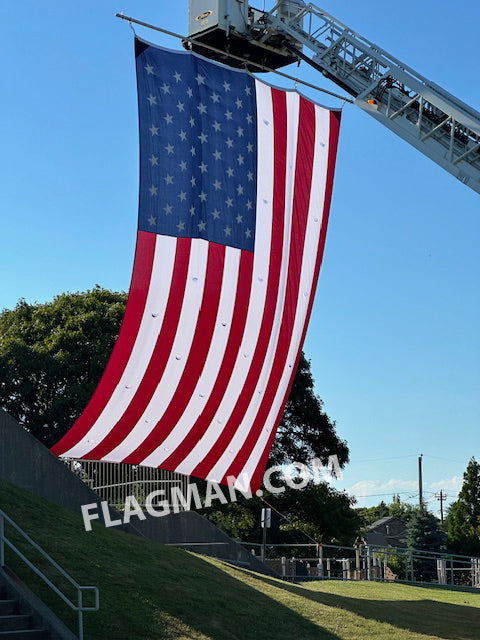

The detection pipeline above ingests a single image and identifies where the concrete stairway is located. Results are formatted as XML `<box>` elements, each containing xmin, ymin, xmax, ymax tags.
<box><xmin>0</xmin><ymin>581</ymin><xmax>47</xmax><ymax>640</ymax></box>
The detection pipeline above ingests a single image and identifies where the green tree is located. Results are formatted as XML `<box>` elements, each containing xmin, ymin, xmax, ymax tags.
<box><xmin>357</xmin><ymin>495</ymin><xmax>417</xmax><ymax>528</ymax></box>
<box><xmin>0</xmin><ymin>288</ymin><xmax>127</xmax><ymax>446</ymax></box>
<box><xmin>447</xmin><ymin>457</ymin><xmax>480</xmax><ymax>556</ymax></box>
<box><xmin>406</xmin><ymin>507</ymin><xmax>446</xmax><ymax>582</ymax></box>
<box><xmin>1</xmin><ymin>290</ymin><xmax>359</xmax><ymax>544</ymax></box>
<box><xmin>203</xmin><ymin>482</ymin><xmax>361</xmax><ymax>550</ymax></box>
<box><xmin>0</xmin><ymin>293</ymin><xmax>349</xmax><ymax>469</ymax></box>
<box><xmin>271</xmin><ymin>352</ymin><xmax>349</xmax><ymax>468</ymax></box>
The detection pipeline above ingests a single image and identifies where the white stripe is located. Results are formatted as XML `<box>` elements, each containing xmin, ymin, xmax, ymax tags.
<box><xmin>174</xmin><ymin>81</ymin><xmax>275</xmax><ymax>476</ymax></box>
<box><xmin>239</xmin><ymin>105</ymin><xmax>331</xmax><ymax>485</ymax></box>
<box><xmin>105</xmin><ymin>239</ymin><xmax>209</xmax><ymax>461</ymax></box>
<box><xmin>62</xmin><ymin>235</ymin><xmax>177</xmax><ymax>459</ymax></box>
<box><xmin>140</xmin><ymin>247</ymin><xmax>241</xmax><ymax>467</ymax></box>
<box><xmin>207</xmin><ymin>90</ymin><xmax>300</xmax><ymax>483</ymax></box>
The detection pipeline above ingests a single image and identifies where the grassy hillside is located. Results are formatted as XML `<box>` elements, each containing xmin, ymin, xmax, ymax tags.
<box><xmin>1</xmin><ymin>480</ymin><xmax>479</xmax><ymax>640</ymax></box>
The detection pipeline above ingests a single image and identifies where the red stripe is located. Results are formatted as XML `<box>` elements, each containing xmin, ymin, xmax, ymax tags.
<box><xmin>190</xmin><ymin>88</ymin><xmax>288</xmax><ymax>480</ymax></box>
<box><xmin>158</xmin><ymin>250</ymin><xmax>254</xmax><ymax>471</ymax></box>
<box><xmin>51</xmin><ymin>230</ymin><xmax>156</xmax><ymax>455</ymax></box>
<box><xmin>249</xmin><ymin>109</ymin><xmax>341</xmax><ymax>491</ymax></box>
<box><xmin>122</xmin><ymin>242</ymin><xmax>226</xmax><ymax>464</ymax></box>
<box><xmin>223</xmin><ymin>96</ymin><xmax>317</xmax><ymax>485</ymax></box>
<box><xmin>82</xmin><ymin>238</ymin><xmax>192</xmax><ymax>459</ymax></box>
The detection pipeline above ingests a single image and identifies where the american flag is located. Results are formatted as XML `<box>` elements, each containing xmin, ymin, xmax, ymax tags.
<box><xmin>51</xmin><ymin>37</ymin><xmax>341</xmax><ymax>491</ymax></box>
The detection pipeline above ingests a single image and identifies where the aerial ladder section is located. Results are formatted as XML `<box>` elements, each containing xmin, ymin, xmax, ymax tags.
<box><xmin>187</xmin><ymin>1</ymin><xmax>480</xmax><ymax>195</ymax></box>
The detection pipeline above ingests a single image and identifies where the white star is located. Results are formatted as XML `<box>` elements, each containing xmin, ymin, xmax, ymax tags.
<box><xmin>189</xmin><ymin>116</ymin><xmax>195</xmax><ymax>127</ymax></box>
<box><xmin>226</xmin><ymin>138</ymin><xmax>234</xmax><ymax>148</ymax></box>
<box><xmin>225</xmin><ymin>197</ymin><xmax>233</xmax><ymax>208</ymax></box>
<box><xmin>225</xmin><ymin>110</ymin><xmax>233</xmax><ymax>120</ymax></box>
<box><xmin>198</xmin><ymin>132</ymin><xmax>208</xmax><ymax>144</ymax></box>
<box><xmin>199</xmin><ymin>162</ymin><xmax>208</xmax><ymax>173</ymax></box>
<box><xmin>237</xmin><ymin>154</ymin><xmax>244</xmax><ymax>165</ymax></box>
<box><xmin>235</xmin><ymin>98</ymin><xmax>243</xmax><ymax>108</ymax></box>
<box><xmin>177</xmin><ymin>220</ymin><xmax>186</xmax><ymax>231</ymax></box>
<box><xmin>245</xmin><ymin>85</ymin><xmax>252</xmax><ymax>96</ymax></box>
<box><xmin>197</xmin><ymin>103</ymin><xmax>207</xmax><ymax>115</ymax></box>
<box><xmin>148</xmin><ymin>214</ymin><xmax>156</xmax><ymax>225</ymax></box>
<box><xmin>179</xmin><ymin>130</ymin><xmax>187</xmax><ymax>141</ymax></box>
<box><xmin>161</xmin><ymin>83</ymin><xmax>170</xmax><ymax>94</ymax></box>
<box><xmin>149</xmin><ymin>154</ymin><xmax>158</xmax><ymax>166</ymax></box>
<box><xmin>174</xmin><ymin>71</ymin><xmax>182</xmax><ymax>82</ymax></box>
<box><xmin>145</xmin><ymin>64</ymin><xmax>154</xmax><ymax>75</ymax></box>
<box><xmin>179</xmin><ymin>160</ymin><xmax>187</xmax><ymax>171</ymax></box>
<box><xmin>178</xmin><ymin>191</ymin><xmax>187</xmax><ymax>202</ymax></box>
<box><xmin>224</xmin><ymin>225</ymin><xmax>232</xmax><ymax>236</ymax></box>
<box><xmin>164</xmin><ymin>113</ymin><xmax>173</xmax><ymax>125</ymax></box>
<box><xmin>190</xmin><ymin>205</ymin><xmax>195</xmax><ymax>216</ymax></box>
<box><xmin>149</xmin><ymin>184</ymin><xmax>158</xmax><ymax>196</ymax></box>
<box><xmin>190</xmin><ymin>176</ymin><xmax>196</xmax><ymax>187</ymax></box>
<box><xmin>236</xmin><ymin>214</ymin><xmax>243</xmax><ymax>224</ymax></box>
<box><xmin>226</xmin><ymin>167</ymin><xmax>234</xmax><ymax>178</ymax></box>
<box><xmin>212</xmin><ymin>209</ymin><xmax>220</xmax><ymax>219</ymax></box>
<box><xmin>213</xmin><ymin>179</ymin><xmax>222</xmax><ymax>191</ymax></box>
<box><xmin>223</xmin><ymin>81</ymin><xmax>231</xmax><ymax>92</ymax></box>
<box><xmin>199</xmin><ymin>191</ymin><xmax>207</xmax><ymax>202</ymax></box>
<box><xmin>213</xmin><ymin>150</ymin><xmax>222</xmax><ymax>160</ymax></box>
<box><xmin>236</xmin><ymin>185</ymin><xmax>244</xmax><ymax>195</ymax></box>
<box><xmin>246</xmin><ymin>200</ymin><xmax>253</xmax><ymax>210</ymax></box>
<box><xmin>247</xmin><ymin>171</ymin><xmax>254</xmax><ymax>181</ymax></box>
<box><xmin>246</xmin><ymin>228</ymin><xmax>252</xmax><ymax>238</ymax></box>
<box><xmin>212</xmin><ymin>121</ymin><xmax>221</xmax><ymax>132</ymax></box>
<box><xmin>198</xmin><ymin>220</ymin><xmax>206</xmax><ymax>231</ymax></box>
<box><xmin>164</xmin><ymin>174</ymin><xmax>173</xmax><ymax>185</ymax></box>
<box><xmin>176</xmin><ymin>101</ymin><xmax>185</xmax><ymax>112</ymax></box>
<box><xmin>247</xmin><ymin>142</ymin><xmax>253</xmax><ymax>153</ymax></box>
<box><xmin>237</xmin><ymin>126</ymin><xmax>244</xmax><ymax>137</ymax></box>
<box><xmin>190</xmin><ymin>146</ymin><xmax>196</xmax><ymax>157</ymax></box>
<box><xmin>195</xmin><ymin>74</ymin><xmax>206</xmax><ymax>86</ymax></box>
<box><xmin>149</xmin><ymin>124</ymin><xmax>159</xmax><ymax>136</ymax></box>
<box><xmin>165</xmin><ymin>143</ymin><xmax>174</xmax><ymax>155</ymax></box>
<box><xmin>147</xmin><ymin>94</ymin><xmax>157</xmax><ymax>106</ymax></box>
<box><xmin>163</xmin><ymin>203</ymin><xmax>173</xmax><ymax>215</ymax></box>
<box><xmin>211</xmin><ymin>92</ymin><xmax>220</xmax><ymax>103</ymax></box>
<box><xmin>187</xmin><ymin>87</ymin><xmax>193</xmax><ymax>98</ymax></box>
<box><xmin>246</xmin><ymin>114</ymin><xmax>253</xmax><ymax>124</ymax></box>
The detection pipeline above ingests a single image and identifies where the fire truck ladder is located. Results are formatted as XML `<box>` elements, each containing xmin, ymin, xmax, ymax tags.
<box><xmin>256</xmin><ymin>3</ymin><xmax>480</xmax><ymax>195</ymax></box>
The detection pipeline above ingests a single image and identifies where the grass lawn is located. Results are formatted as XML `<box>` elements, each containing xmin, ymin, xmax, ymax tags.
<box><xmin>1</xmin><ymin>480</ymin><xmax>479</xmax><ymax>640</ymax></box>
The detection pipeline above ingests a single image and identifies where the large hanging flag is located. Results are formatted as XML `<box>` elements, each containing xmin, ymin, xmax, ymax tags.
<box><xmin>52</xmin><ymin>37</ymin><xmax>341</xmax><ymax>491</ymax></box>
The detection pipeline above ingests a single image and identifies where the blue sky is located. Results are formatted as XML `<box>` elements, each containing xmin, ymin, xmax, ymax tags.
<box><xmin>1</xmin><ymin>0</ymin><xmax>478</xmax><ymax>513</ymax></box>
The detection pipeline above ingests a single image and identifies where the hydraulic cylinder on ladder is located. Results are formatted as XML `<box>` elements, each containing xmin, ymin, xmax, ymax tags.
<box><xmin>186</xmin><ymin>1</ymin><xmax>480</xmax><ymax>195</ymax></box>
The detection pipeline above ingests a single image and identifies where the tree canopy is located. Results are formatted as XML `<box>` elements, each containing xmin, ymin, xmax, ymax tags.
<box><xmin>447</xmin><ymin>457</ymin><xmax>480</xmax><ymax>556</ymax></box>
<box><xmin>0</xmin><ymin>288</ymin><xmax>127</xmax><ymax>446</ymax></box>
<box><xmin>357</xmin><ymin>494</ymin><xmax>417</xmax><ymax>528</ymax></box>
<box><xmin>0</xmin><ymin>288</ymin><xmax>358</xmax><ymax>544</ymax></box>
<box><xmin>0</xmin><ymin>289</ymin><xmax>349</xmax><ymax>468</ymax></box>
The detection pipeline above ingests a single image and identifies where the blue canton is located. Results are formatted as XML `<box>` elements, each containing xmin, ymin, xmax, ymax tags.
<box><xmin>135</xmin><ymin>39</ymin><xmax>257</xmax><ymax>251</ymax></box>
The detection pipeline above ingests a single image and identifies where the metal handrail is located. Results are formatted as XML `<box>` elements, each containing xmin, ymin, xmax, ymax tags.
<box><xmin>0</xmin><ymin>509</ymin><xmax>99</xmax><ymax>640</ymax></box>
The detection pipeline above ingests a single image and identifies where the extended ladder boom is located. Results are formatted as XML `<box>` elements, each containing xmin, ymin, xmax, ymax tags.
<box><xmin>187</xmin><ymin>1</ymin><xmax>480</xmax><ymax>195</ymax></box>
<box><xmin>258</xmin><ymin>4</ymin><xmax>480</xmax><ymax>194</ymax></box>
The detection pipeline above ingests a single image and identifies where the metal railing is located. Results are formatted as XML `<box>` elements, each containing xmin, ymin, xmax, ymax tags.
<box><xmin>242</xmin><ymin>541</ymin><xmax>480</xmax><ymax>589</ymax></box>
<box><xmin>0</xmin><ymin>509</ymin><xmax>99</xmax><ymax>640</ymax></box>
<box><xmin>64</xmin><ymin>458</ymin><xmax>189</xmax><ymax>509</ymax></box>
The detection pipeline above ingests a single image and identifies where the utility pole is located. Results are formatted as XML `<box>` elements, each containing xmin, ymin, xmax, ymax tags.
<box><xmin>418</xmin><ymin>454</ymin><xmax>423</xmax><ymax>508</ymax></box>
<box><xmin>435</xmin><ymin>490</ymin><xmax>446</xmax><ymax>526</ymax></box>
<box><xmin>261</xmin><ymin>507</ymin><xmax>271</xmax><ymax>563</ymax></box>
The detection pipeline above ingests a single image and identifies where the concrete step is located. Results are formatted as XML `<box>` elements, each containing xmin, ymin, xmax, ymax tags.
<box><xmin>0</xmin><ymin>602</ymin><xmax>16</xmax><ymax>616</ymax></box>
<box><xmin>0</xmin><ymin>630</ymin><xmax>47</xmax><ymax>639</ymax></box>
<box><xmin>0</xmin><ymin>616</ymin><xmax>32</xmax><ymax>632</ymax></box>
